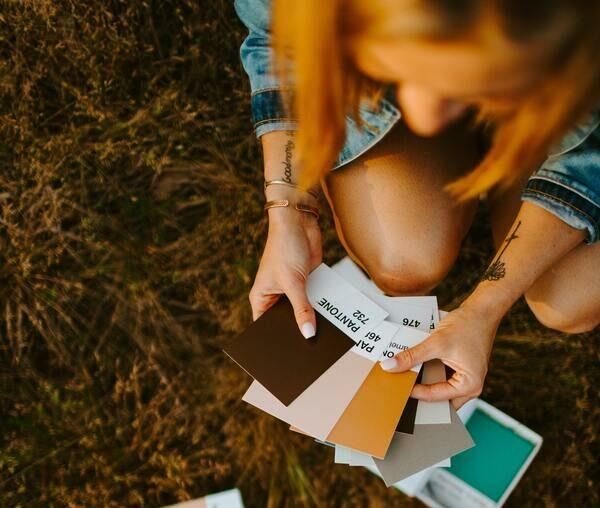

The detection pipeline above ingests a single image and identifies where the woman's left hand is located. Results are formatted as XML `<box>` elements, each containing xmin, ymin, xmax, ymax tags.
<box><xmin>380</xmin><ymin>302</ymin><xmax>501</xmax><ymax>409</ymax></box>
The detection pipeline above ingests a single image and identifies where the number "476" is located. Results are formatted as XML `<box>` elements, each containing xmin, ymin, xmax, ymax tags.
<box><xmin>402</xmin><ymin>318</ymin><xmax>421</xmax><ymax>328</ymax></box>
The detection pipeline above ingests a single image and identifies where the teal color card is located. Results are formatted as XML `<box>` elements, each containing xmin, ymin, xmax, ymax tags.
<box><xmin>447</xmin><ymin>408</ymin><xmax>535</xmax><ymax>502</ymax></box>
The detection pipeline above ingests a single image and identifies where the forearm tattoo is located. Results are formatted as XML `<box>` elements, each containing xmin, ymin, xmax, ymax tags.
<box><xmin>482</xmin><ymin>220</ymin><xmax>522</xmax><ymax>281</ymax></box>
<box><xmin>282</xmin><ymin>132</ymin><xmax>294</xmax><ymax>183</ymax></box>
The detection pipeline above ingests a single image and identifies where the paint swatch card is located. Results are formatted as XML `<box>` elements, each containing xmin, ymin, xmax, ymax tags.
<box><xmin>412</xmin><ymin>311</ymin><xmax>451</xmax><ymax>426</ymax></box>
<box><xmin>306</xmin><ymin>263</ymin><xmax>389</xmax><ymax>342</ymax></box>
<box><xmin>333</xmin><ymin>444</ymin><xmax>451</xmax><ymax>470</ymax></box>
<box><xmin>224</xmin><ymin>297</ymin><xmax>354</xmax><ymax>406</ymax></box>
<box><xmin>415</xmin><ymin>359</ymin><xmax>451</xmax><ymax>424</ymax></box>
<box><xmin>401</xmin><ymin>361</ymin><xmax>451</xmax><ymax>428</ymax></box>
<box><xmin>351</xmin><ymin>449</ymin><xmax>450</xmax><ymax>468</ymax></box>
<box><xmin>242</xmin><ymin>320</ymin><xmax>399</xmax><ymax>440</ymax></box>
<box><xmin>381</xmin><ymin>326</ymin><xmax>430</xmax><ymax>373</ymax></box>
<box><xmin>333</xmin><ymin>445</ymin><xmax>450</xmax><ymax>469</ymax></box>
<box><xmin>373</xmin><ymin>407</ymin><xmax>474</xmax><ymax>486</ymax></box>
<box><xmin>395</xmin><ymin>368</ymin><xmax>423</xmax><ymax>434</ymax></box>
<box><xmin>326</xmin><ymin>365</ymin><xmax>418</xmax><ymax>458</ymax></box>
<box><xmin>333</xmin><ymin>256</ymin><xmax>448</xmax><ymax>428</ymax></box>
<box><xmin>332</xmin><ymin>258</ymin><xmax>434</xmax><ymax>330</ymax></box>
<box><xmin>325</xmin><ymin>326</ymin><xmax>428</xmax><ymax>458</ymax></box>
<box><xmin>349</xmin><ymin>449</ymin><xmax>375</xmax><ymax>467</ymax></box>
<box><xmin>334</xmin><ymin>444</ymin><xmax>351</xmax><ymax>464</ymax></box>
<box><xmin>162</xmin><ymin>489</ymin><xmax>244</xmax><ymax>508</ymax></box>
<box><xmin>414</xmin><ymin>308</ymin><xmax>451</xmax><ymax>425</ymax></box>
<box><xmin>331</xmin><ymin>258</ymin><xmax>451</xmax><ymax>425</ymax></box>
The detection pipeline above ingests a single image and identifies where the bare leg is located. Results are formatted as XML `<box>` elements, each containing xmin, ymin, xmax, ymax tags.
<box><xmin>322</xmin><ymin>120</ymin><xmax>481</xmax><ymax>295</ymax></box>
<box><xmin>490</xmin><ymin>183</ymin><xmax>600</xmax><ymax>333</ymax></box>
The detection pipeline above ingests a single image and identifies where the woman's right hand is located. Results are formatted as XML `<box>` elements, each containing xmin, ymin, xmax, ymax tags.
<box><xmin>249</xmin><ymin>191</ymin><xmax>322</xmax><ymax>338</ymax></box>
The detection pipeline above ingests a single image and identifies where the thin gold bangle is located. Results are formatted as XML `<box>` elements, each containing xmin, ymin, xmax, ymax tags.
<box><xmin>295</xmin><ymin>202</ymin><xmax>320</xmax><ymax>219</ymax></box>
<box><xmin>264</xmin><ymin>199</ymin><xmax>319</xmax><ymax>220</ymax></box>
<box><xmin>264</xmin><ymin>180</ymin><xmax>319</xmax><ymax>199</ymax></box>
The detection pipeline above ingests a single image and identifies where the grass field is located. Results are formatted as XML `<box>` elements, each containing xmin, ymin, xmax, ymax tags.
<box><xmin>0</xmin><ymin>1</ymin><xmax>598</xmax><ymax>507</ymax></box>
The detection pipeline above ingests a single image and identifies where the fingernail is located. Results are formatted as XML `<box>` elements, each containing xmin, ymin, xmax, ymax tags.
<box><xmin>301</xmin><ymin>322</ymin><xmax>315</xmax><ymax>339</ymax></box>
<box><xmin>380</xmin><ymin>358</ymin><xmax>397</xmax><ymax>371</ymax></box>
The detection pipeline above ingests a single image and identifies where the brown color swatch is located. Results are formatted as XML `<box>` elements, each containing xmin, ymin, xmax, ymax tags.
<box><xmin>395</xmin><ymin>368</ymin><xmax>424</xmax><ymax>434</ymax></box>
<box><xmin>396</xmin><ymin>398</ymin><xmax>418</xmax><ymax>434</ymax></box>
<box><xmin>224</xmin><ymin>297</ymin><xmax>354</xmax><ymax>406</ymax></box>
<box><xmin>326</xmin><ymin>364</ymin><xmax>418</xmax><ymax>458</ymax></box>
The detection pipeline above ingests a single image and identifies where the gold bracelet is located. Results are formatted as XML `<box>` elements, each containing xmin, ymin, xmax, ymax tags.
<box><xmin>264</xmin><ymin>179</ymin><xmax>319</xmax><ymax>199</ymax></box>
<box><xmin>264</xmin><ymin>199</ymin><xmax>319</xmax><ymax>220</ymax></box>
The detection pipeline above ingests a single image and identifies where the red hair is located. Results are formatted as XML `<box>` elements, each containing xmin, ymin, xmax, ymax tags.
<box><xmin>272</xmin><ymin>0</ymin><xmax>600</xmax><ymax>199</ymax></box>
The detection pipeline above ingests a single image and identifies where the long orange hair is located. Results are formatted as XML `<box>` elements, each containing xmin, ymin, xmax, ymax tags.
<box><xmin>272</xmin><ymin>0</ymin><xmax>600</xmax><ymax>200</ymax></box>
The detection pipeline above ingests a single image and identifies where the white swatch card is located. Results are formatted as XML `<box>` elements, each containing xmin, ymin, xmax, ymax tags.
<box><xmin>162</xmin><ymin>488</ymin><xmax>244</xmax><ymax>508</ymax></box>
<box><xmin>414</xmin><ymin>310</ymin><xmax>451</xmax><ymax>425</ymax></box>
<box><xmin>380</xmin><ymin>326</ymin><xmax>430</xmax><ymax>373</ymax></box>
<box><xmin>306</xmin><ymin>263</ymin><xmax>389</xmax><ymax>343</ymax></box>
<box><xmin>349</xmin><ymin>449</ymin><xmax>376</xmax><ymax>467</ymax></box>
<box><xmin>352</xmin><ymin>320</ymin><xmax>399</xmax><ymax>361</ymax></box>
<box><xmin>334</xmin><ymin>444</ymin><xmax>351</xmax><ymax>464</ymax></box>
<box><xmin>415</xmin><ymin>361</ymin><xmax>451</xmax><ymax>424</ymax></box>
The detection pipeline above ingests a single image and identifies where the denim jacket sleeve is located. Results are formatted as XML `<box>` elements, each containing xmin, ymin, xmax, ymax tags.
<box><xmin>522</xmin><ymin>108</ymin><xmax>600</xmax><ymax>244</ymax></box>
<box><xmin>234</xmin><ymin>0</ymin><xmax>297</xmax><ymax>137</ymax></box>
<box><xmin>234</xmin><ymin>0</ymin><xmax>402</xmax><ymax>165</ymax></box>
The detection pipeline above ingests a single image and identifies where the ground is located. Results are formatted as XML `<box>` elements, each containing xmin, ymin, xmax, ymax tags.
<box><xmin>0</xmin><ymin>2</ymin><xmax>598</xmax><ymax>507</ymax></box>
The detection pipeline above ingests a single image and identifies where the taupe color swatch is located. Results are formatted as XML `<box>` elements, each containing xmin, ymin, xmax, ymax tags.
<box><xmin>243</xmin><ymin>350</ymin><xmax>374</xmax><ymax>440</ymax></box>
<box><xmin>415</xmin><ymin>359</ymin><xmax>451</xmax><ymax>424</ymax></box>
<box><xmin>373</xmin><ymin>407</ymin><xmax>474</xmax><ymax>486</ymax></box>
<box><xmin>224</xmin><ymin>297</ymin><xmax>354</xmax><ymax>406</ymax></box>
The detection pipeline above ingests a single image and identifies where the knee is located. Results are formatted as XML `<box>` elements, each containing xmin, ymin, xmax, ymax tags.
<box><xmin>525</xmin><ymin>295</ymin><xmax>599</xmax><ymax>334</ymax></box>
<box><xmin>367</xmin><ymin>250</ymin><xmax>454</xmax><ymax>296</ymax></box>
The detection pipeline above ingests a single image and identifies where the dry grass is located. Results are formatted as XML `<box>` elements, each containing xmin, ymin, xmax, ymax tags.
<box><xmin>0</xmin><ymin>1</ymin><xmax>598</xmax><ymax>507</ymax></box>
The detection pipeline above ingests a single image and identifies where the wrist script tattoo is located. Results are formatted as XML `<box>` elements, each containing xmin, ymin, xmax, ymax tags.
<box><xmin>282</xmin><ymin>132</ymin><xmax>294</xmax><ymax>183</ymax></box>
<box><xmin>482</xmin><ymin>220</ymin><xmax>522</xmax><ymax>281</ymax></box>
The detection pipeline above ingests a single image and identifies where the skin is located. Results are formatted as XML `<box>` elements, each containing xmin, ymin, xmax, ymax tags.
<box><xmin>321</xmin><ymin>119</ymin><xmax>481</xmax><ymax>297</ymax></box>
<box><xmin>250</xmin><ymin>29</ymin><xmax>600</xmax><ymax>408</ymax></box>
<box><xmin>251</xmin><ymin>131</ymin><xmax>321</xmax><ymax>338</ymax></box>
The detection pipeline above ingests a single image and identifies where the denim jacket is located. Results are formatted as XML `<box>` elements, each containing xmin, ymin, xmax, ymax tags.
<box><xmin>235</xmin><ymin>0</ymin><xmax>600</xmax><ymax>243</ymax></box>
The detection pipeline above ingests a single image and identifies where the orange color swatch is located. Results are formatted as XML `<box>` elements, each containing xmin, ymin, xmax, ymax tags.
<box><xmin>325</xmin><ymin>364</ymin><xmax>418</xmax><ymax>459</ymax></box>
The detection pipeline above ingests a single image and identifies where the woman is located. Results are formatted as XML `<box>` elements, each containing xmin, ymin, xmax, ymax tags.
<box><xmin>235</xmin><ymin>0</ymin><xmax>600</xmax><ymax>408</ymax></box>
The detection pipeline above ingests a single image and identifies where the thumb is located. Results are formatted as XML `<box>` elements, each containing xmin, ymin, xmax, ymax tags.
<box><xmin>284</xmin><ymin>279</ymin><xmax>317</xmax><ymax>339</ymax></box>
<box><xmin>380</xmin><ymin>335</ymin><xmax>438</xmax><ymax>372</ymax></box>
